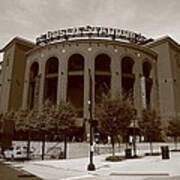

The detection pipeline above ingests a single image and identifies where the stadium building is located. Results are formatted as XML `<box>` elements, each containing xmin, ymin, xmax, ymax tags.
<box><xmin>0</xmin><ymin>26</ymin><xmax>180</xmax><ymax>138</ymax></box>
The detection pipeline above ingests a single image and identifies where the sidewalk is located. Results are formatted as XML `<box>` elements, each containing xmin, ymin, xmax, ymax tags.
<box><xmin>10</xmin><ymin>151</ymin><xmax>180</xmax><ymax>180</ymax></box>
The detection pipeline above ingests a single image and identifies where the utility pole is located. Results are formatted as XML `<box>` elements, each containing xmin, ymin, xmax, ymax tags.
<box><xmin>87</xmin><ymin>69</ymin><xmax>96</xmax><ymax>171</ymax></box>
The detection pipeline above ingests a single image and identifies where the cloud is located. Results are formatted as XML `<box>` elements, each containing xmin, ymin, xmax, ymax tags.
<box><xmin>0</xmin><ymin>0</ymin><xmax>180</xmax><ymax>48</ymax></box>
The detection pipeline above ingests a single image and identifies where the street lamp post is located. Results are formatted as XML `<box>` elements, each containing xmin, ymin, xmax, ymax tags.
<box><xmin>132</xmin><ymin>109</ymin><xmax>137</xmax><ymax>158</ymax></box>
<box><xmin>132</xmin><ymin>118</ymin><xmax>137</xmax><ymax>157</ymax></box>
<box><xmin>87</xmin><ymin>69</ymin><xmax>96</xmax><ymax>171</ymax></box>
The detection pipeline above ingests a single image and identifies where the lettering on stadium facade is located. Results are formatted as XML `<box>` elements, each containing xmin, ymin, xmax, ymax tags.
<box><xmin>36</xmin><ymin>25</ymin><xmax>152</xmax><ymax>46</ymax></box>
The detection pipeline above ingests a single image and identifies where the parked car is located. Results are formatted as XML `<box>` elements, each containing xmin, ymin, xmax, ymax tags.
<box><xmin>4</xmin><ymin>145</ymin><xmax>34</xmax><ymax>160</ymax></box>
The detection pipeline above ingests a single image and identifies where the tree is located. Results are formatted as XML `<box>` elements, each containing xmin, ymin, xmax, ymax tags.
<box><xmin>0</xmin><ymin>114</ymin><xmax>2</xmax><ymax>153</ymax></box>
<box><xmin>139</xmin><ymin>109</ymin><xmax>161</xmax><ymax>154</ymax></box>
<box><xmin>0</xmin><ymin>114</ymin><xmax>2</xmax><ymax>128</ymax></box>
<box><xmin>48</xmin><ymin>101</ymin><xmax>77</xmax><ymax>159</ymax></box>
<box><xmin>0</xmin><ymin>112</ymin><xmax>16</xmax><ymax>156</ymax></box>
<box><xmin>15</xmin><ymin>109</ymin><xmax>38</xmax><ymax>159</ymax></box>
<box><xmin>166</xmin><ymin>117</ymin><xmax>180</xmax><ymax>150</ymax></box>
<box><xmin>96</xmin><ymin>95</ymin><xmax>135</xmax><ymax>157</ymax></box>
<box><xmin>34</xmin><ymin>101</ymin><xmax>55</xmax><ymax>160</ymax></box>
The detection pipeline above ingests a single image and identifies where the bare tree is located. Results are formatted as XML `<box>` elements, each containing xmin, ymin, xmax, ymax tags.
<box><xmin>139</xmin><ymin>109</ymin><xmax>161</xmax><ymax>154</ymax></box>
<box><xmin>96</xmin><ymin>95</ymin><xmax>135</xmax><ymax>157</ymax></box>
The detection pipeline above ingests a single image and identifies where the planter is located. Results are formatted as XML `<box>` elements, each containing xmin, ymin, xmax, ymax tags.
<box><xmin>105</xmin><ymin>155</ymin><xmax>125</xmax><ymax>162</ymax></box>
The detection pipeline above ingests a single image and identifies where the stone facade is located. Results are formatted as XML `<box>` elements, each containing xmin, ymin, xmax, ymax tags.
<box><xmin>0</xmin><ymin>37</ymin><xmax>35</xmax><ymax>112</ymax></box>
<box><xmin>0</xmin><ymin>36</ymin><xmax>180</xmax><ymax>130</ymax></box>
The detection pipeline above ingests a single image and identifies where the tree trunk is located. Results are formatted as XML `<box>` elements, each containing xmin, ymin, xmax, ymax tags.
<box><xmin>174</xmin><ymin>136</ymin><xmax>177</xmax><ymax>150</ymax></box>
<box><xmin>41</xmin><ymin>133</ymin><xmax>46</xmax><ymax>160</ymax></box>
<box><xmin>149</xmin><ymin>141</ymin><xmax>153</xmax><ymax>154</ymax></box>
<box><xmin>64</xmin><ymin>135</ymin><xmax>67</xmax><ymax>159</ymax></box>
<box><xmin>117</xmin><ymin>135</ymin><xmax>121</xmax><ymax>153</ymax></box>
<box><xmin>111</xmin><ymin>135</ymin><xmax>115</xmax><ymax>157</ymax></box>
<box><xmin>27</xmin><ymin>131</ymin><xmax>31</xmax><ymax>160</ymax></box>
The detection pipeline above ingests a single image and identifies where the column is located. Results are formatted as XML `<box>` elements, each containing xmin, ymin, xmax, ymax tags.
<box><xmin>111</xmin><ymin>54</ymin><xmax>121</xmax><ymax>98</ymax></box>
<box><xmin>22</xmin><ymin>61</ymin><xmax>31</xmax><ymax>109</ymax></box>
<box><xmin>62</xmin><ymin>55</ymin><xmax>67</xmax><ymax>102</ymax></box>
<box><xmin>57</xmin><ymin>55</ymin><xmax>63</xmax><ymax>105</ymax></box>
<box><xmin>134</xmin><ymin>59</ymin><xmax>143</xmax><ymax>118</ymax></box>
<box><xmin>38</xmin><ymin>61</ymin><xmax>45</xmax><ymax>108</ymax></box>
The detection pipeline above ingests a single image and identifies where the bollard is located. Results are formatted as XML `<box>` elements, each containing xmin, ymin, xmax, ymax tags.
<box><xmin>161</xmin><ymin>146</ymin><xmax>170</xmax><ymax>159</ymax></box>
<box><xmin>125</xmin><ymin>148</ymin><xmax>132</xmax><ymax>159</ymax></box>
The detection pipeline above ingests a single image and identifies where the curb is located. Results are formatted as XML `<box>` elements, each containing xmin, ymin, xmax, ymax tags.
<box><xmin>110</xmin><ymin>172</ymin><xmax>169</xmax><ymax>177</ymax></box>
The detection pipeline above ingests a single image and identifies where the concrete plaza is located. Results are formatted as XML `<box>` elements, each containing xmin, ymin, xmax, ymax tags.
<box><xmin>9</xmin><ymin>147</ymin><xmax>180</xmax><ymax>180</ymax></box>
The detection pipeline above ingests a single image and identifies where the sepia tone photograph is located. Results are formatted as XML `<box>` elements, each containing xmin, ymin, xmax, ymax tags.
<box><xmin>0</xmin><ymin>0</ymin><xmax>180</xmax><ymax>179</ymax></box>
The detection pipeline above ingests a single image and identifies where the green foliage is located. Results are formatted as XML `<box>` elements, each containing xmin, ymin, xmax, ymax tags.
<box><xmin>47</xmin><ymin>101</ymin><xmax>77</xmax><ymax>134</ymax></box>
<box><xmin>139</xmin><ymin>109</ymin><xmax>162</xmax><ymax>141</ymax></box>
<box><xmin>35</xmin><ymin>101</ymin><xmax>54</xmax><ymax>132</ymax></box>
<box><xmin>96</xmin><ymin>95</ymin><xmax>135</xmax><ymax>137</ymax></box>
<box><xmin>0</xmin><ymin>114</ymin><xmax>3</xmax><ymax>129</ymax></box>
<box><xmin>1</xmin><ymin>111</ymin><xmax>16</xmax><ymax>122</ymax></box>
<box><xmin>2</xmin><ymin>100</ymin><xmax>77</xmax><ymax>136</ymax></box>
<box><xmin>15</xmin><ymin>109</ymin><xmax>38</xmax><ymax>131</ymax></box>
<box><xmin>166</xmin><ymin>117</ymin><xmax>180</xmax><ymax>138</ymax></box>
<box><xmin>0</xmin><ymin>111</ymin><xmax>16</xmax><ymax>133</ymax></box>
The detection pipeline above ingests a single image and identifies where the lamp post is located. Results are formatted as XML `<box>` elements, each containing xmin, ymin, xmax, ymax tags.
<box><xmin>132</xmin><ymin>109</ymin><xmax>137</xmax><ymax>158</ymax></box>
<box><xmin>87</xmin><ymin>69</ymin><xmax>96</xmax><ymax>171</ymax></box>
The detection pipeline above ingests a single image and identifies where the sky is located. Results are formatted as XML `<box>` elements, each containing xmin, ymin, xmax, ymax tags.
<box><xmin>0</xmin><ymin>0</ymin><xmax>180</xmax><ymax>59</ymax></box>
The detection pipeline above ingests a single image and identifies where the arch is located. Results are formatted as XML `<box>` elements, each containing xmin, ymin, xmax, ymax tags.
<box><xmin>67</xmin><ymin>54</ymin><xmax>84</xmax><ymax>117</ymax></box>
<box><xmin>121</xmin><ymin>56</ymin><xmax>134</xmax><ymax>74</ymax></box>
<box><xmin>28</xmin><ymin>62</ymin><xmax>39</xmax><ymax>109</ymax></box>
<box><xmin>45</xmin><ymin>57</ymin><xmax>59</xmax><ymax>74</ymax></box>
<box><xmin>68</xmin><ymin>54</ymin><xmax>84</xmax><ymax>71</ymax></box>
<box><xmin>121</xmin><ymin>56</ymin><xmax>135</xmax><ymax>98</ymax></box>
<box><xmin>30</xmin><ymin>62</ymin><xmax>39</xmax><ymax>78</ymax></box>
<box><xmin>92</xmin><ymin>49</ymin><xmax>114</xmax><ymax>66</ymax></box>
<box><xmin>143</xmin><ymin>61</ymin><xmax>152</xmax><ymax>78</ymax></box>
<box><xmin>44</xmin><ymin>57</ymin><xmax>59</xmax><ymax>103</ymax></box>
<box><xmin>95</xmin><ymin>54</ymin><xmax>111</xmax><ymax>102</ymax></box>
<box><xmin>95</xmin><ymin>54</ymin><xmax>111</xmax><ymax>72</ymax></box>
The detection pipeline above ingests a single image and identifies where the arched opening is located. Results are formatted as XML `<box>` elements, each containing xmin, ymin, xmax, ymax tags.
<box><xmin>28</xmin><ymin>62</ymin><xmax>39</xmax><ymax>109</ymax></box>
<box><xmin>143</xmin><ymin>61</ymin><xmax>153</xmax><ymax>108</ymax></box>
<box><xmin>121</xmin><ymin>57</ymin><xmax>135</xmax><ymax>98</ymax></box>
<box><xmin>143</xmin><ymin>61</ymin><xmax>151</xmax><ymax>78</ymax></box>
<box><xmin>67</xmin><ymin>54</ymin><xmax>84</xmax><ymax>117</ymax></box>
<box><xmin>44</xmin><ymin>57</ymin><xmax>59</xmax><ymax>103</ymax></box>
<box><xmin>95</xmin><ymin>54</ymin><xmax>111</xmax><ymax>102</ymax></box>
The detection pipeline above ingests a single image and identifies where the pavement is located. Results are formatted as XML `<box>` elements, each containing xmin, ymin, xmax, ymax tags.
<box><xmin>8</xmin><ymin>151</ymin><xmax>180</xmax><ymax>180</ymax></box>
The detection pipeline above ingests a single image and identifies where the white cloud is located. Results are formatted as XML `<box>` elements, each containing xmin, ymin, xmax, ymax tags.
<box><xmin>0</xmin><ymin>0</ymin><xmax>180</xmax><ymax>48</ymax></box>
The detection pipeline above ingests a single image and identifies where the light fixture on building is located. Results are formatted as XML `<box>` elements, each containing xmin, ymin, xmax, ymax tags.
<box><xmin>62</xmin><ymin>49</ymin><xmax>66</xmax><ymax>53</ymax></box>
<box><xmin>88</xmin><ymin>47</ymin><xmax>92</xmax><ymax>52</ymax></box>
<box><xmin>114</xmin><ymin>49</ymin><xmax>118</xmax><ymax>53</ymax></box>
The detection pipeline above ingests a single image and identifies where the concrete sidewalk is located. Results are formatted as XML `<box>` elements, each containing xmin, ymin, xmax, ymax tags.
<box><xmin>10</xmin><ymin>151</ymin><xmax>180</xmax><ymax>180</ymax></box>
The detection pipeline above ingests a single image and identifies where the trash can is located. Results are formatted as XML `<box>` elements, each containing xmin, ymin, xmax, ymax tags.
<box><xmin>161</xmin><ymin>146</ymin><xmax>170</xmax><ymax>159</ymax></box>
<box><xmin>125</xmin><ymin>148</ymin><xmax>132</xmax><ymax>158</ymax></box>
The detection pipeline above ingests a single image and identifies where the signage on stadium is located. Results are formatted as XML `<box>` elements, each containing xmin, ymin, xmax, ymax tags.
<box><xmin>36</xmin><ymin>25</ymin><xmax>150</xmax><ymax>45</ymax></box>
